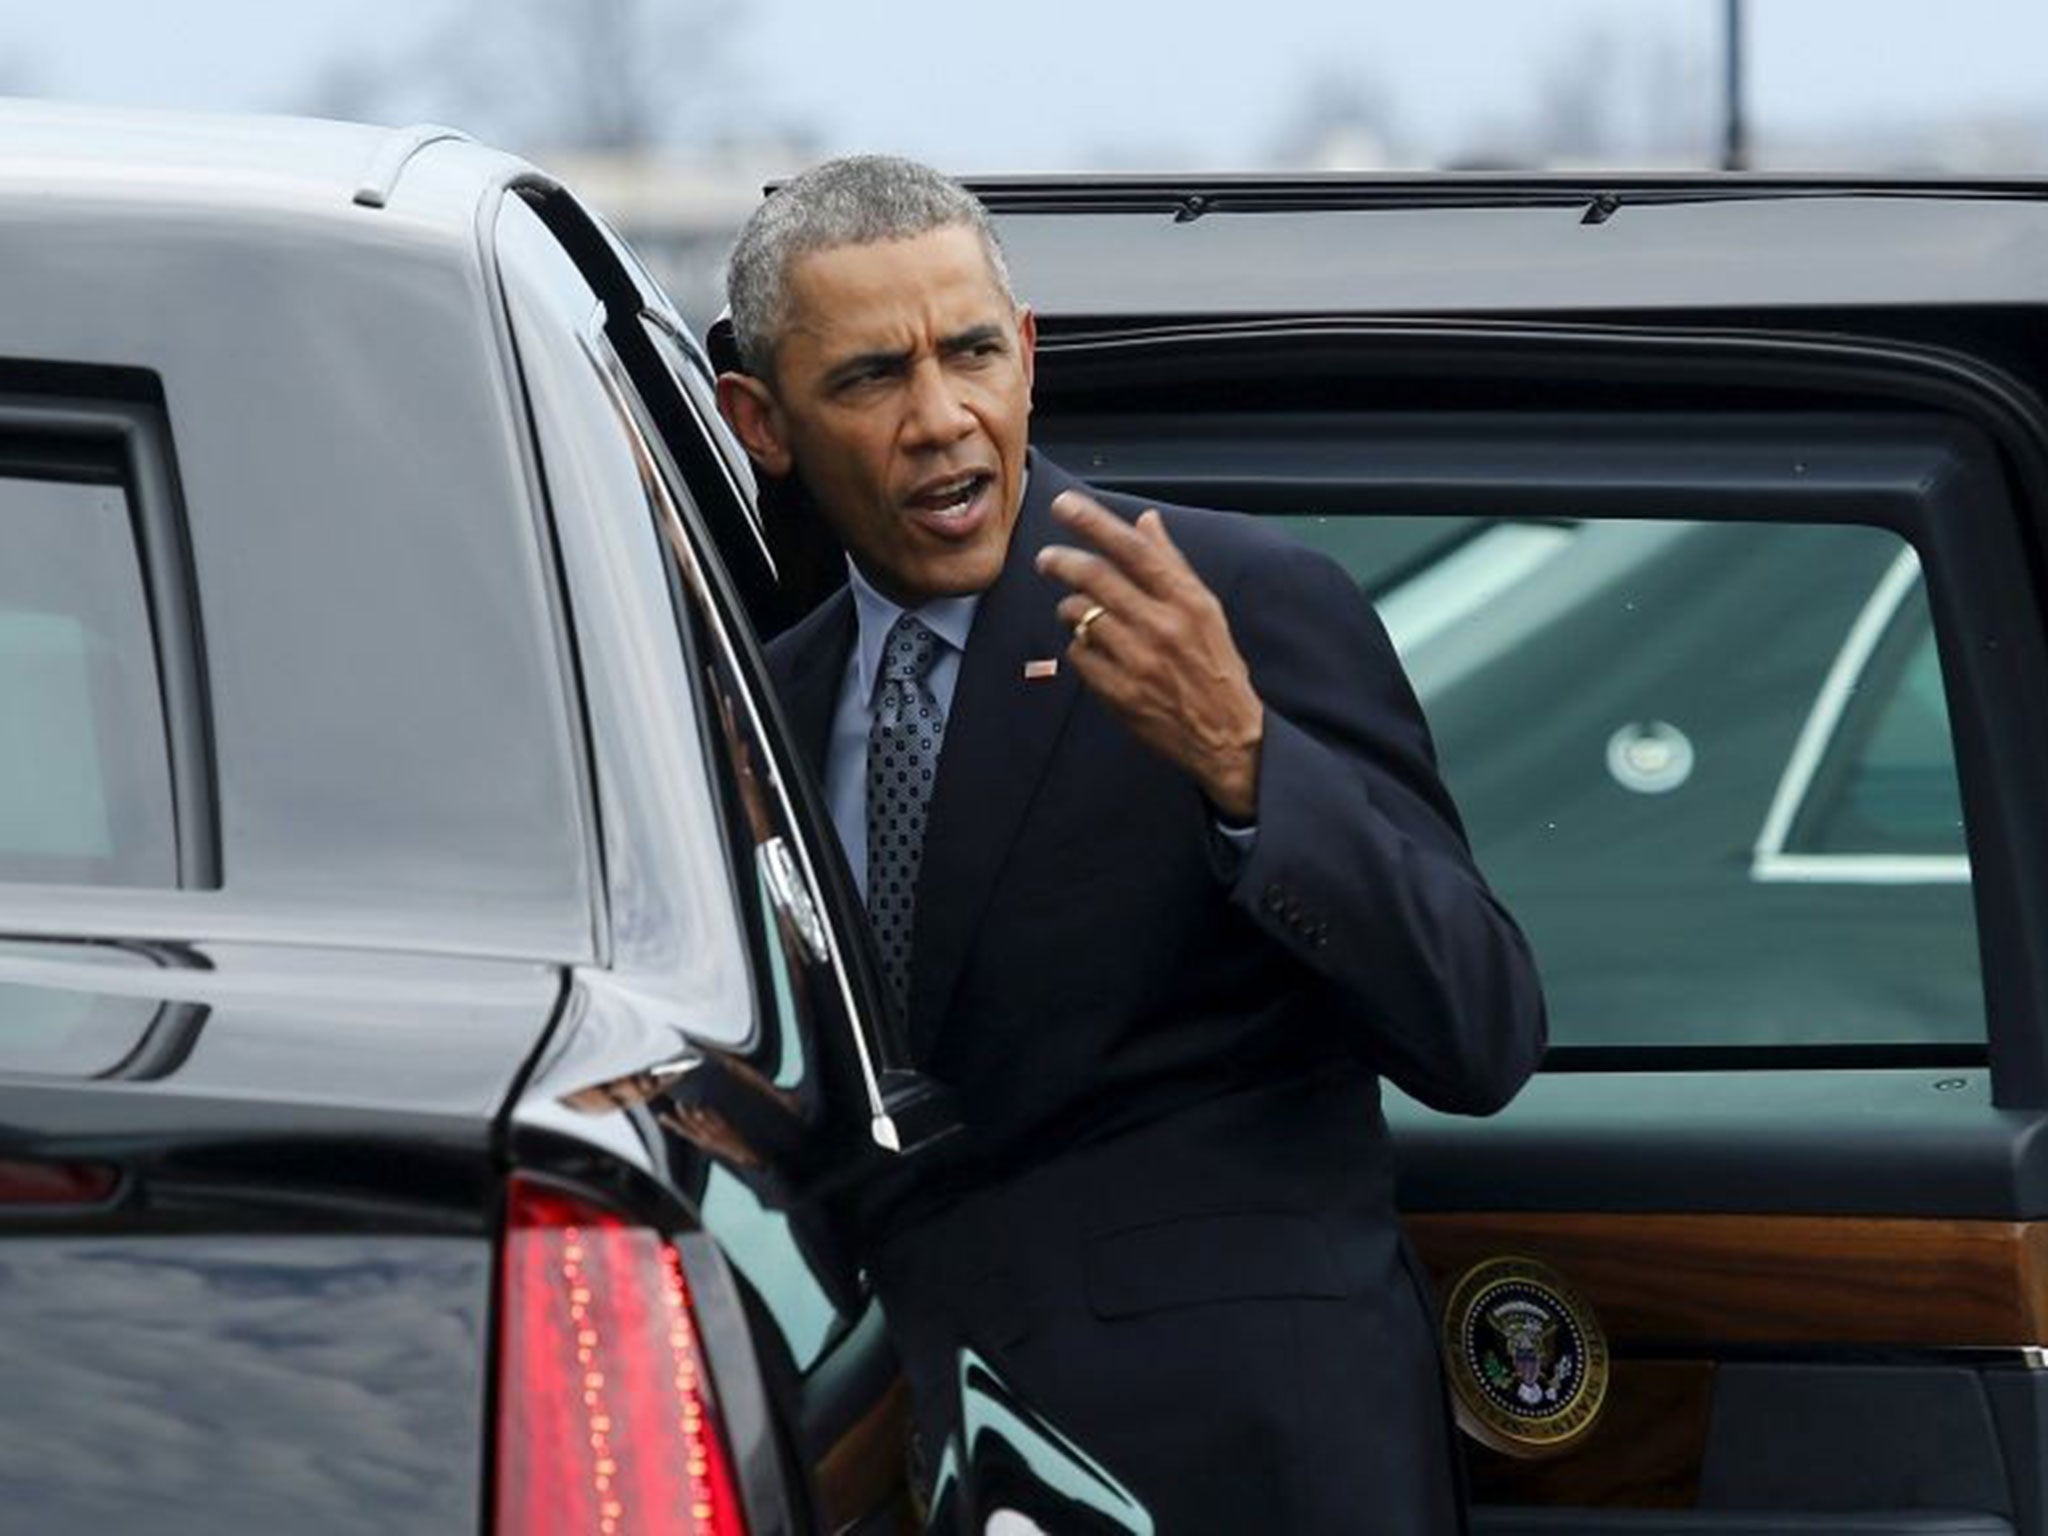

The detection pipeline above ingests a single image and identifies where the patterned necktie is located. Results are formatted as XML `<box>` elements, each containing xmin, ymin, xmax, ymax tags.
<box><xmin>867</xmin><ymin>613</ymin><xmax>948</xmax><ymax>1018</ymax></box>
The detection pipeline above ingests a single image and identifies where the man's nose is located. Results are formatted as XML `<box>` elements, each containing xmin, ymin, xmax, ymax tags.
<box><xmin>901</xmin><ymin>360</ymin><xmax>975</xmax><ymax>447</ymax></box>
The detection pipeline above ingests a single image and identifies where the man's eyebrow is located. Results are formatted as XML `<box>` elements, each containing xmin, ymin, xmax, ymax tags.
<box><xmin>939</xmin><ymin>324</ymin><xmax>1007</xmax><ymax>354</ymax></box>
<box><xmin>823</xmin><ymin>346</ymin><xmax>912</xmax><ymax>386</ymax></box>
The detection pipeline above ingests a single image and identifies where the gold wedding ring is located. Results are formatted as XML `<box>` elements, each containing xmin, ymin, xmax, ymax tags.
<box><xmin>1072</xmin><ymin>603</ymin><xmax>1108</xmax><ymax>646</ymax></box>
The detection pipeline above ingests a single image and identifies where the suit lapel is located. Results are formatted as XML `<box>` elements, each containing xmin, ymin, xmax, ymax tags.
<box><xmin>911</xmin><ymin>453</ymin><xmax>1085</xmax><ymax>1054</ymax></box>
<box><xmin>769</xmin><ymin>587</ymin><xmax>854</xmax><ymax>783</ymax></box>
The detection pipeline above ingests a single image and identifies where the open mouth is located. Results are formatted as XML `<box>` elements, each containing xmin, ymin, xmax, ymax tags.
<box><xmin>905</xmin><ymin>470</ymin><xmax>995</xmax><ymax>530</ymax></box>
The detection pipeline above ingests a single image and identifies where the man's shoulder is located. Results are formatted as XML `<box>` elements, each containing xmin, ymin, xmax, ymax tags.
<box><xmin>765</xmin><ymin>582</ymin><xmax>853</xmax><ymax>683</ymax></box>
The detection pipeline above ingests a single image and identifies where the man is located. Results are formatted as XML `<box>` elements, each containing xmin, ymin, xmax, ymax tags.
<box><xmin>716</xmin><ymin>155</ymin><xmax>1545</xmax><ymax>1532</ymax></box>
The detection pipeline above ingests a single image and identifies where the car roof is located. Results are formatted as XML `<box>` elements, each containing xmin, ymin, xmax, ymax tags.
<box><xmin>969</xmin><ymin>173</ymin><xmax>2048</xmax><ymax>320</ymax></box>
<box><xmin>0</xmin><ymin>98</ymin><xmax>518</xmax><ymax>226</ymax></box>
<box><xmin>0</xmin><ymin>102</ymin><xmax>601</xmax><ymax>961</ymax></box>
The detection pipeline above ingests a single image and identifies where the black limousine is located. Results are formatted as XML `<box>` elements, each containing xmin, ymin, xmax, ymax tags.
<box><xmin>6</xmin><ymin>101</ymin><xmax>2048</xmax><ymax>1534</ymax></box>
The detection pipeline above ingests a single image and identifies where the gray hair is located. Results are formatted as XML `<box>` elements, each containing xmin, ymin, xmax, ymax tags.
<box><xmin>725</xmin><ymin>154</ymin><xmax>1014</xmax><ymax>379</ymax></box>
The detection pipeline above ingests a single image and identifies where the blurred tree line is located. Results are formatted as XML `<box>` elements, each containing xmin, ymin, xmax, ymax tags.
<box><xmin>302</xmin><ymin>0</ymin><xmax>743</xmax><ymax>153</ymax></box>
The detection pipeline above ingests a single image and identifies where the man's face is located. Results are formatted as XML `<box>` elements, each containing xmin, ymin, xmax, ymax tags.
<box><xmin>719</xmin><ymin>224</ymin><xmax>1036</xmax><ymax>606</ymax></box>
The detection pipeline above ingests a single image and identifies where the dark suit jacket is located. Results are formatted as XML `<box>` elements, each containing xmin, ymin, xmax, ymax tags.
<box><xmin>768</xmin><ymin>453</ymin><xmax>1545</xmax><ymax>1532</ymax></box>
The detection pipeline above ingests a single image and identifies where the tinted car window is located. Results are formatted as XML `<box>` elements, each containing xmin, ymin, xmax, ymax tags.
<box><xmin>0</xmin><ymin>473</ymin><xmax>176</xmax><ymax>887</ymax></box>
<box><xmin>1778</xmin><ymin>559</ymin><xmax>1964</xmax><ymax>861</ymax></box>
<box><xmin>1284</xmin><ymin>514</ymin><xmax>1981</xmax><ymax>1051</ymax></box>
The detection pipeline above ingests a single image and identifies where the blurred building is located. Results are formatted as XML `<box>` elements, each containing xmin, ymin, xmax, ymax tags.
<box><xmin>535</xmin><ymin>145</ymin><xmax>796</xmax><ymax>334</ymax></box>
<box><xmin>1760</xmin><ymin>110</ymin><xmax>2048</xmax><ymax>174</ymax></box>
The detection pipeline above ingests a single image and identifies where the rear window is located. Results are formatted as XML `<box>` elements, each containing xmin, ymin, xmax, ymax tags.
<box><xmin>1283</xmin><ymin>514</ymin><xmax>1980</xmax><ymax>1052</ymax></box>
<box><xmin>0</xmin><ymin>471</ymin><xmax>177</xmax><ymax>887</ymax></box>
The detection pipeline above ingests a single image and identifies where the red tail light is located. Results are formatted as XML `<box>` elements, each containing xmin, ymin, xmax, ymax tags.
<box><xmin>0</xmin><ymin>1159</ymin><xmax>117</xmax><ymax>1205</ymax></box>
<box><xmin>495</xmin><ymin>1176</ymin><xmax>746</xmax><ymax>1535</ymax></box>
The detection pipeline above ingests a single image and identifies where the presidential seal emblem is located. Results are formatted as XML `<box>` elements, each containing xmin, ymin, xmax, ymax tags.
<box><xmin>1442</xmin><ymin>1256</ymin><xmax>1609</xmax><ymax>1457</ymax></box>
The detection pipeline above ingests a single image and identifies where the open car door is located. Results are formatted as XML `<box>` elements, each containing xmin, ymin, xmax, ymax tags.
<box><xmin>992</xmin><ymin>174</ymin><xmax>2048</xmax><ymax>1535</ymax></box>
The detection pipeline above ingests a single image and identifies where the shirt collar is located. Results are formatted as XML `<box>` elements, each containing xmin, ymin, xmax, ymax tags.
<box><xmin>846</xmin><ymin>559</ymin><xmax>981</xmax><ymax>705</ymax></box>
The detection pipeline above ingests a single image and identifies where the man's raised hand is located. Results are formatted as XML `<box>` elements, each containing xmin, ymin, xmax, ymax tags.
<box><xmin>1034</xmin><ymin>489</ymin><xmax>1265</xmax><ymax>822</ymax></box>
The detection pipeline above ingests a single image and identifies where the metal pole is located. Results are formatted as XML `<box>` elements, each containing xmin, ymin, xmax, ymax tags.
<box><xmin>1723</xmin><ymin>0</ymin><xmax>1749</xmax><ymax>170</ymax></box>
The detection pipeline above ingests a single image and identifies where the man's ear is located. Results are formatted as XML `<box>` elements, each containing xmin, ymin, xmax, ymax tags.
<box><xmin>715</xmin><ymin>371</ymin><xmax>794</xmax><ymax>479</ymax></box>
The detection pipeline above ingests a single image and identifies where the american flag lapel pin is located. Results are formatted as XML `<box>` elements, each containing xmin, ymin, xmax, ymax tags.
<box><xmin>1023</xmin><ymin>658</ymin><xmax>1059</xmax><ymax>681</ymax></box>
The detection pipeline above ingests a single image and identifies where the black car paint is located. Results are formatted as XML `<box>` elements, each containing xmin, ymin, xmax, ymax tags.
<box><xmin>0</xmin><ymin>1233</ymin><xmax>495</xmax><ymax>1535</ymax></box>
<box><xmin>0</xmin><ymin>944</ymin><xmax>552</xmax><ymax>1532</ymax></box>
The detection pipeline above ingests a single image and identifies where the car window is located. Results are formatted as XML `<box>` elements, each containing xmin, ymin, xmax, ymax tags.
<box><xmin>1283</xmin><ymin>514</ymin><xmax>1982</xmax><ymax>1052</ymax></box>
<box><xmin>0</xmin><ymin>472</ymin><xmax>177</xmax><ymax>888</ymax></box>
<box><xmin>1765</xmin><ymin>551</ymin><xmax>1966</xmax><ymax>868</ymax></box>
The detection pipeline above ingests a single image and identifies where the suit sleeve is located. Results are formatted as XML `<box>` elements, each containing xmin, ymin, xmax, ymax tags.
<box><xmin>1221</xmin><ymin>540</ymin><xmax>1546</xmax><ymax>1114</ymax></box>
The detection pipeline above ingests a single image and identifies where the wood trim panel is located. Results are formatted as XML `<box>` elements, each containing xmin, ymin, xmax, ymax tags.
<box><xmin>814</xmin><ymin>1376</ymin><xmax>912</xmax><ymax>1531</ymax></box>
<box><xmin>1407</xmin><ymin>1212</ymin><xmax>2048</xmax><ymax>1347</ymax></box>
<box><xmin>1465</xmin><ymin>1360</ymin><xmax>1715</xmax><ymax>1508</ymax></box>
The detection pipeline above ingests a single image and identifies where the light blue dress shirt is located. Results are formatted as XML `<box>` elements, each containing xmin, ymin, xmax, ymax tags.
<box><xmin>826</xmin><ymin>560</ymin><xmax>980</xmax><ymax>900</ymax></box>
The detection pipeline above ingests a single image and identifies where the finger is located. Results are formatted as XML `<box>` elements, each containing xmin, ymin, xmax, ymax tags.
<box><xmin>1062</xmin><ymin>627</ymin><xmax>1140</xmax><ymax>706</ymax></box>
<box><xmin>1134</xmin><ymin>508</ymin><xmax>1199</xmax><ymax>581</ymax></box>
<box><xmin>1035</xmin><ymin>541</ymin><xmax>1153</xmax><ymax>619</ymax></box>
<box><xmin>1055</xmin><ymin>592</ymin><xmax>1133</xmax><ymax>657</ymax></box>
<box><xmin>1051</xmin><ymin>490</ymin><xmax>1180</xmax><ymax>597</ymax></box>
<box><xmin>1055</xmin><ymin>493</ymin><xmax>1170</xmax><ymax>589</ymax></box>
<box><xmin>1130</xmin><ymin>509</ymin><xmax>1218</xmax><ymax>612</ymax></box>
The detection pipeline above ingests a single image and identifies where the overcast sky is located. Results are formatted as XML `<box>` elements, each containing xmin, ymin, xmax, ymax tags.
<box><xmin>8</xmin><ymin>0</ymin><xmax>2048</xmax><ymax>171</ymax></box>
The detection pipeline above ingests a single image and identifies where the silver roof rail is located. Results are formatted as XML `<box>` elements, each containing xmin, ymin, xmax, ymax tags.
<box><xmin>353</xmin><ymin>123</ymin><xmax>471</xmax><ymax>210</ymax></box>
